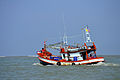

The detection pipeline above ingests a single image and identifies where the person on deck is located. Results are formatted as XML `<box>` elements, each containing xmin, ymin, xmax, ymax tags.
<box><xmin>41</xmin><ymin>48</ymin><xmax>45</xmax><ymax>53</ymax></box>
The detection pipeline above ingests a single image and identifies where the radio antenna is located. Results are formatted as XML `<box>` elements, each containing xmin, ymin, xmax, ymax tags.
<box><xmin>62</xmin><ymin>13</ymin><xmax>67</xmax><ymax>45</ymax></box>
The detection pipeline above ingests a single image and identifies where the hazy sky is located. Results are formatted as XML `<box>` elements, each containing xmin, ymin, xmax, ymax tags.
<box><xmin>0</xmin><ymin>0</ymin><xmax>120</xmax><ymax>56</ymax></box>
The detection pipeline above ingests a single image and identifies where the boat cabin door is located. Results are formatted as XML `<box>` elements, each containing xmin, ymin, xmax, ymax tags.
<box><xmin>81</xmin><ymin>53</ymin><xmax>86</xmax><ymax>60</ymax></box>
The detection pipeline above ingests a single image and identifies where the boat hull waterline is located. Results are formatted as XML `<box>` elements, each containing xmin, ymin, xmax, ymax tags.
<box><xmin>38</xmin><ymin>56</ymin><xmax>104</xmax><ymax>66</ymax></box>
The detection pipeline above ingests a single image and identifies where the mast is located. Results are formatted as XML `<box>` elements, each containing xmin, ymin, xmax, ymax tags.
<box><xmin>63</xmin><ymin>34</ymin><xmax>67</xmax><ymax>45</ymax></box>
<box><xmin>44</xmin><ymin>41</ymin><xmax>46</xmax><ymax>50</ymax></box>
<box><xmin>83</xmin><ymin>25</ymin><xmax>92</xmax><ymax>59</ymax></box>
<box><xmin>84</xmin><ymin>25</ymin><xmax>92</xmax><ymax>43</ymax></box>
<box><xmin>62</xmin><ymin>14</ymin><xmax>68</xmax><ymax>45</ymax></box>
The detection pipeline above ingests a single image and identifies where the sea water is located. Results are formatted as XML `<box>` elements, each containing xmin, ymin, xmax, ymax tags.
<box><xmin>0</xmin><ymin>55</ymin><xmax>120</xmax><ymax>80</ymax></box>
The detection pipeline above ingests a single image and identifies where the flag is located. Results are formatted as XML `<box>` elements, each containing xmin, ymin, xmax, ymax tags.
<box><xmin>44</xmin><ymin>40</ymin><xmax>47</xmax><ymax>45</ymax></box>
<box><xmin>85</xmin><ymin>28</ymin><xmax>90</xmax><ymax>32</ymax></box>
<box><xmin>88</xmin><ymin>29</ymin><xmax>90</xmax><ymax>32</ymax></box>
<box><xmin>86</xmin><ymin>29</ymin><xmax>88</xmax><ymax>32</ymax></box>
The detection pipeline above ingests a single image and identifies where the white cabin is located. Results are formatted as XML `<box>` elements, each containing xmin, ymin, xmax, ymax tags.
<box><xmin>61</xmin><ymin>52</ymin><xmax>83</xmax><ymax>61</ymax></box>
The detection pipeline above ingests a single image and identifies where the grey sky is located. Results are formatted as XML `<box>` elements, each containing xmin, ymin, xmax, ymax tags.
<box><xmin>0</xmin><ymin>0</ymin><xmax>120</xmax><ymax>56</ymax></box>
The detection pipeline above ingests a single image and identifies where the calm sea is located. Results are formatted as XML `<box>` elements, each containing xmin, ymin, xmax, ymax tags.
<box><xmin>0</xmin><ymin>55</ymin><xmax>120</xmax><ymax>80</ymax></box>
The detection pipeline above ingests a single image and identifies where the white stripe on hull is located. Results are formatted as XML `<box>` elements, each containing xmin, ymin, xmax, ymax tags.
<box><xmin>75</xmin><ymin>58</ymin><xmax>104</xmax><ymax>65</ymax></box>
<box><xmin>38</xmin><ymin>57</ymin><xmax>104</xmax><ymax>66</ymax></box>
<box><xmin>38</xmin><ymin>57</ymin><xmax>57</xmax><ymax>65</ymax></box>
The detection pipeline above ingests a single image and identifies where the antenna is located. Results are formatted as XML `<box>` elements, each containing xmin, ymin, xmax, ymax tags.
<box><xmin>62</xmin><ymin>13</ymin><xmax>67</xmax><ymax>45</ymax></box>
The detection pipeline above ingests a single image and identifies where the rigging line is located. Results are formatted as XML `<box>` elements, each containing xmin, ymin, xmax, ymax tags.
<box><xmin>46</xmin><ymin>33</ymin><xmax>82</xmax><ymax>41</ymax></box>
<box><xmin>67</xmin><ymin>34</ymin><xmax>82</xmax><ymax>38</ymax></box>
<box><xmin>82</xmin><ymin>27</ymin><xmax>85</xmax><ymax>43</ymax></box>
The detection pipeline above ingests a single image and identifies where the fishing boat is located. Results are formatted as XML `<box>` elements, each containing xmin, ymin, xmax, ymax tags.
<box><xmin>37</xmin><ymin>25</ymin><xmax>105</xmax><ymax>66</ymax></box>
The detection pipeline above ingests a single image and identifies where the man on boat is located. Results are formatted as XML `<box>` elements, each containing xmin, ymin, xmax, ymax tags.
<box><xmin>90</xmin><ymin>53</ymin><xmax>96</xmax><ymax>58</ymax></box>
<box><xmin>41</xmin><ymin>48</ymin><xmax>45</xmax><ymax>53</ymax></box>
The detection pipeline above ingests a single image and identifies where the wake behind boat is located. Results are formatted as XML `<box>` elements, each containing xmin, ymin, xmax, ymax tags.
<box><xmin>37</xmin><ymin>25</ymin><xmax>105</xmax><ymax>66</ymax></box>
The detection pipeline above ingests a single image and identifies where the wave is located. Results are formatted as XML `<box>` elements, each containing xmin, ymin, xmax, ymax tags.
<box><xmin>33</xmin><ymin>62</ymin><xmax>120</xmax><ymax>67</ymax></box>
<box><xmin>32</xmin><ymin>63</ymin><xmax>57</xmax><ymax>66</ymax></box>
<box><xmin>87</xmin><ymin>62</ymin><xmax>120</xmax><ymax>67</ymax></box>
<box><xmin>27</xmin><ymin>55</ymin><xmax>38</xmax><ymax>57</ymax></box>
<box><xmin>32</xmin><ymin>63</ymin><xmax>44</xmax><ymax>66</ymax></box>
